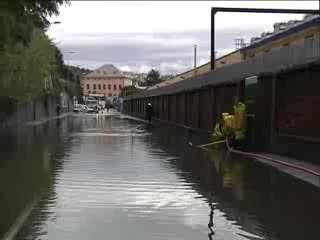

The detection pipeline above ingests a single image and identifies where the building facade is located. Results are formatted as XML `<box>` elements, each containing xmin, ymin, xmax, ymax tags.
<box><xmin>242</xmin><ymin>15</ymin><xmax>320</xmax><ymax>59</ymax></box>
<box><xmin>157</xmin><ymin>14</ymin><xmax>320</xmax><ymax>89</ymax></box>
<box><xmin>81</xmin><ymin>64</ymin><xmax>126</xmax><ymax>97</ymax></box>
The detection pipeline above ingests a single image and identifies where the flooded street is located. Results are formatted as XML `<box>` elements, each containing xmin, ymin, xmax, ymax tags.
<box><xmin>1</xmin><ymin>114</ymin><xmax>320</xmax><ymax>240</ymax></box>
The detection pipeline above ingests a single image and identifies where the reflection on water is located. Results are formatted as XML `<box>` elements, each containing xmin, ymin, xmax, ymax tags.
<box><xmin>1</xmin><ymin>114</ymin><xmax>320</xmax><ymax>240</ymax></box>
<box><xmin>208</xmin><ymin>201</ymin><xmax>215</xmax><ymax>240</ymax></box>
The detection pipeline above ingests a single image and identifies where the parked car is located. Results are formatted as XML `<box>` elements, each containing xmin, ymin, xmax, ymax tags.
<box><xmin>85</xmin><ymin>105</ymin><xmax>98</xmax><ymax>114</ymax></box>
<box><xmin>73</xmin><ymin>104</ymin><xmax>97</xmax><ymax>114</ymax></box>
<box><xmin>86</xmin><ymin>100</ymin><xmax>98</xmax><ymax>109</ymax></box>
<box><xmin>73</xmin><ymin>104</ymin><xmax>85</xmax><ymax>113</ymax></box>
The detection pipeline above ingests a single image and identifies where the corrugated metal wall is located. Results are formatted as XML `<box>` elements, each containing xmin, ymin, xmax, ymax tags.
<box><xmin>124</xmin><ymin>83</ymin><xmax>239</xmax><ymax>132</ymax></box>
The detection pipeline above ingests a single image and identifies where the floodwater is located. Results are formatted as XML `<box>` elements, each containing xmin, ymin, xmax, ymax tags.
<box><xmin>1</xmin><ymin>113</ymin><xmax>320</xmax><ymax>240</ymax></box>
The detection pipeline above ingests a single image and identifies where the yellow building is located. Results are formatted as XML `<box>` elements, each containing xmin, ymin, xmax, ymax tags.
<box><xmin>242</xmin><ymin>15</ymin><xmax>320</xmax><ymax>59</ymax></box>
<box><xmin>167</xmin><ymin>49</ymin><xmax>242</xmax><ymax>83</ymax></box>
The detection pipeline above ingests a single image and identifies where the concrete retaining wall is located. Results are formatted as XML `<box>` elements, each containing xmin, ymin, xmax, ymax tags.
<box><xmin>0</xmin><ymin>94</ymin><xmax>73</xmax><ymax>128</ymax></box>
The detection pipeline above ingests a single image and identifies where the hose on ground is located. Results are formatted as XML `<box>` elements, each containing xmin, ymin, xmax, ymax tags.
<box><xmin>225</xmin><ymin>138</ymin><xmax>320</xmax><ymax>177</ymax></box>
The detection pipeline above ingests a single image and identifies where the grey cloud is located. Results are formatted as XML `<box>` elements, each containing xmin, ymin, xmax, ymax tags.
<box><xmin>61</xmin><ymin>28</ymin><xmax>261</xmax><ymax>74</ymax></box>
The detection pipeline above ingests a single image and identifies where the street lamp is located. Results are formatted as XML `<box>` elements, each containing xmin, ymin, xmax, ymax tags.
<box><xmin>65</xmin><ymin>51</ymin><xmax>79</xmax><ymax>82</ymax></box>
<box><xmin>65</xmin><ymin>51</ymin><xmax>76</xmax><ymax>66</ymax></box>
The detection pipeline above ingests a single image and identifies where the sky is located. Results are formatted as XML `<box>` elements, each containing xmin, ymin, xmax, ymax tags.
<box><xmin>47</xmin><ymin>1</ymin><xmax>319</xmax><ymax>74</ymax></box>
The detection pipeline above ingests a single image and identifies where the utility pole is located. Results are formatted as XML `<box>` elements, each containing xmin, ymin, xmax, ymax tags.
<box><xmin>194</xmin><ymin>44</ymin><xmax>197</xmax><ymax>77</ymax></box>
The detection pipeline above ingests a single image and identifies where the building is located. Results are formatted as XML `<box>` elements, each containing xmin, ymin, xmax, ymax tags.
<box><xmin>124</xmin><ymin>78</ymin><xmax>133</xmax><ymax>87</ymax></box>
<box><xmin>153</xmin><ymin>14</ymin><xmax>320</xmax><ymax>90</ymax></box>
<box><xmin>81</xmin><ymin>64</ymin><xmax>126</xmax><ymax>98</ymax></box>
<box><xmin>148</xmin><ymin>50</ymin><xmax>242</xmax><ymax>90</ymax></box>
<box><xmin>170</xmin><ymin>50</ymin><xmax>242</xmax><ymax>82</ymax></box>
<box><xmin>242</xmin><ymin>14</ymin><xmax>320</xmax><ymax>59</ymax></box>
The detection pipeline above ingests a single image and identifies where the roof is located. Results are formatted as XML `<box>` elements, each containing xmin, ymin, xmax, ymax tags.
<box><xmin>147</xmin><ymin>50</ymin><xmax>242</xmax><ymax>90</ymax></box>
<box><xmin>166</xmin><ymin>49</ymin><xmax>241</xmax><ymax>81</ymax></box>
<box><xmin>244</xmin><ymin>15</ymin><xmax>320</xmax><ymax>51</ymax></box>
<box><xmin>85</xmin><ymin>64</ymin><xmax>125</xmax><ymax>78</ymax></box>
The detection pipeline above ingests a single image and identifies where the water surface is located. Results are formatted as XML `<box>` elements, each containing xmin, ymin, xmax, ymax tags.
<box><xmin>1</xmin><ymin>114</ymin><xmax>320</xmax><ymax>240</ymax></box>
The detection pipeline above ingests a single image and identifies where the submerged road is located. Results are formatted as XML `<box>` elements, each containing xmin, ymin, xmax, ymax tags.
<box><xmin>1</xmin><ymin>113</ymin><xmax>320</xmax><ymax>240</ymax></box>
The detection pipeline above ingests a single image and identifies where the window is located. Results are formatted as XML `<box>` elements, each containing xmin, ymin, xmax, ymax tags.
<box><xmin>108</xmin><ymin>93</ymin><xmax>112</xmax><ymax>97</ymax></box>
<box><xmin>98</xmin><ymin>84</ymin><xmax>101</xmax><ymax>89</ymax></box>
<box><xmin>114</xmin><ymin>84</ymin><xmax>117</xmax><ymax>90</ymax></box>
<box><xmin>264</xmin><ymin>49</ymin><xmax>271</xmax><ymax>53</ymax></box>
<box><xmin>103</xmin><ymin>84</ymin><xmax>106</xmax><ymax>90</ymax></box>
<box><xmin>93</xmin><ymin>84</ymin><xmax>96</xmax><ymax>89</ymax></box>
<box><xmin>119</xmin><ymin>85</ymin><xmax>122</xmax><ymax>89</ymax></box>
<box><xmin>249</xmin><ymin>54</ymin><xmax>255</xmax><ymax>58</ymax></box>
<box><xmin>86</xmin><ymin>84</ymin><xmax>90</xmax><ymax>90</ymax></box>
<box><xmin>108</xmin><ymin>84</ymin><xmax>111</xmax><ymax>90</ymax></box>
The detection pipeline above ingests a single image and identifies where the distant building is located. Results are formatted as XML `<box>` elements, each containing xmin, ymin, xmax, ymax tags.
<box><xmin>152</xmin><ymin>14</ymin><xmax>320</xmax><ymax>89</ymax></box>
<box><xmin>124</xmin><ymin>79</ymin><xmax>133</xmax><ymax>87</ymax></box>
<box><xmin>148</xmin><ymin>49</ymin><xmax>243</xmax><ymax>90</ymax></box>
<box><xmin>81</xmin><ymin>64</ymin><xmax>126</xmax><ymax>98</ymax></box>
<box><xmin>123</xmin><ymin>71</ymin><xmax>147</xmax><ymax>85</ymax></box>
<box><xmin>243</xmin><ymin>14</ymin><xmax>320</xmax><ymax>60</ymax></box>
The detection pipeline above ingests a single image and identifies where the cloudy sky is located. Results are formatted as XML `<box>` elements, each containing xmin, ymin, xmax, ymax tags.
<box><xmin>47</xmin><ymin>1</ymin><xmax>319</xmax><ymax>74</ymax></box>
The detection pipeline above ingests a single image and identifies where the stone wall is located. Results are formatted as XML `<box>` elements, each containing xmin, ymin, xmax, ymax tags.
<box><xmin>0</xmin><ymin>94</ymin><xmax>73</xmax><ymax>128</ymax></box>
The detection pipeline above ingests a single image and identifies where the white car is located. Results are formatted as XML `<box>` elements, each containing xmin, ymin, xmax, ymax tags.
<box><xmin>73</xmin><ymin>104</ymin><xmax>85</xmax><ymax>113</ymax></box>
<box><xmin>73</xmin><ymin>104</ymin><xmax>95</xmax><ymax>113</ymax></box>
<box><xmin>84</xmin><ymin>105</ymin><xmax>96</xmax><ymax>113</ymax></box>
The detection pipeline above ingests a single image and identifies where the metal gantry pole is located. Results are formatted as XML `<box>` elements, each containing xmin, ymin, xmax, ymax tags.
<box><xmin>210</xmin><ymin>9</ymin><xmax>216</xmax><ymax>70</ymax></box>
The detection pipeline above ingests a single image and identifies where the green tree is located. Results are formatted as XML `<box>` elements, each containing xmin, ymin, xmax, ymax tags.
<box><xmin>0</xmin><ymin>29</ymin><xmax>57</xmax><ymax>100</ymax></box>
<box><xmin>0</xmin><ymin>0</ymin><xmax>70</xmax><ymax>100</ymax></box>
<box><xmin>145</xmin><ymin>69</ymin><xmax>162</xmax><ymax>86</ymax></box>
<box><xmin>0</xmin><ymin>0</ymin><xmax>69</xmax><ymax>50</ymax></box>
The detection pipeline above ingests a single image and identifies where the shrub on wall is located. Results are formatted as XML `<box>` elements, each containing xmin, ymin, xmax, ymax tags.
<box><xmin>0</xmin><ymin>96</ymin><xmax>17</xmax><ymax>117</ymax></box>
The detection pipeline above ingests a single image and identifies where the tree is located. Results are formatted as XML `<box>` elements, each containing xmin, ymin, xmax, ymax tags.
<box><xmin>0</xmin><ymin>28</ymin><xmax>59</xmax><ymax>100</ymax></box>
<box><xmin>145</xmin><ymin>69</ymin><xmax>162</xmax><ymax>86</ymax></box>
<box><xmin>0</xmin><ymin>0</ymin><xmax>74</xmax><ymax>101</ymax></box>
<box><xmin>0</xmin><ymin>0</ymin><xmax>70</xmax><ymax>50</ymax></box>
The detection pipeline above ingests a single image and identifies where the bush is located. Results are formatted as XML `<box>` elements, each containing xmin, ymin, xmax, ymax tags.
<box><xmin>212</xmin><ymin>102</ymin><xmax>246</xmax><ymax>143</ymax></box>
<box><xmin>0</xmin><ymin>96</ymin><xmax>17</xmax><ymax>115</ymax></box>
